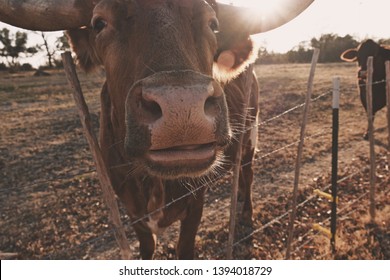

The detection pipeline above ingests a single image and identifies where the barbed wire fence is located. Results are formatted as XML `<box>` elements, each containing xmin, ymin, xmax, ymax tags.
<box><xmin>1</xmin><ymin>59</ymin><xmax>389</xmax><ymax>260</ymax></box>
<box><xmin>30</xmin><ymin>59</ymin><xmax>388</xmax><ymax>260</ymax></box>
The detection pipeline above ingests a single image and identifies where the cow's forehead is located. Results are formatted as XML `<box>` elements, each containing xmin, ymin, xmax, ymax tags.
<box><xmin>95</xmin><ymin>0</ymin><xmax>214</xmax><ymax>14</ymax></box>
<box><xmin>138</xmin><ymin>0</ymin><xmax>196</xmax><ymax>8</ymax></box>
<box><xmin>135</xmin><ymin>0</ymin><xmax>217</xmax><ymax>10</ymax></box>
<box><xmin>357</xmin><ymin>40</ymin><xmax>380</xmax><ymax>58</ymax></box>
<box><xmin>136</xmin><ymin>0</ymin><xmax>217</xmax><ymax>10</ymax></box>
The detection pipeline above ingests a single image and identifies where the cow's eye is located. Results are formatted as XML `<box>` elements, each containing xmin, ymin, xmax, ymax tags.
<box><xmin>209</xmin><ymin>18</ymin><xmax>219</xmax><ymax>34</ymax></box>
<box><xmin>92</xmin><ymin>17</ymin><xmax>107</xmax><ymax>33</ymax></box>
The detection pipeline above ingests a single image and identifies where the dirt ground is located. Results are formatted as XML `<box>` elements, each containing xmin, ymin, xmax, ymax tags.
<box><xmin>0</xmin><ymin>63</ymin><xmax>389</xmax><ymax>260</ymax></box>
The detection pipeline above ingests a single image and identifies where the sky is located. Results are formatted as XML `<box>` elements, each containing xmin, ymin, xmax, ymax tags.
<box><xmin>252</xmin><ymin>0</ymin><xmax>390</xmax><ymax>53</ymax></box>
<box><xmin>0</xmin><ymin>0</ymin><xmax>389</xmax><ymax>67</ymax></box>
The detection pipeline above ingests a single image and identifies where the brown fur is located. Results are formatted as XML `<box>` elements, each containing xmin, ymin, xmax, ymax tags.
<box><xmin>67</xmin><ymin>0</ymin><xmax>259</xmax><ymax>259</ymax></box>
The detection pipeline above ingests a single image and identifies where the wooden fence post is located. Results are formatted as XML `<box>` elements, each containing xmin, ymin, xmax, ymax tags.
<box><xmin>385</xmin><ymin>61</ymin><xmax>390</xmax><ymax>167</ymax></box>
<box><xmin>365</xmin><ymin>56</ymin><xmax>376</xmax><ymax>223</ymax></box>
<box><xmin>62</xmin><ymin>52</ymin><xmax>132</xmax><ymax>259</ymax></box>
<box><xmin>226</xmin><ymin>65</ymin><xmax>254</xmax><ymax>260</ymax></box>
<box><xmin>285</xmin><ymin>48</ymin><xmax>320</xmax><ymax>259</ymax></box>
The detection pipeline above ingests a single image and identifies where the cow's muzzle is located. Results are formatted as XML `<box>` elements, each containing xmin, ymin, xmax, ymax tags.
<box><xmin>124</xmin><ymin>70</ymin><xmax>230</xmax><ymax>178</ymax></box>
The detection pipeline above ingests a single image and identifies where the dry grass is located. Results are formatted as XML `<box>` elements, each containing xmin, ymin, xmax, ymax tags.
<box><xmin>0</xmin><ymin>63</ymin><xmax>388</xmax><ymax>259</ymax></box>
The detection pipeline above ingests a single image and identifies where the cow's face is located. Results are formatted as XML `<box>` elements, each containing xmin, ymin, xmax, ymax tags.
<box><xmin>0</xmin><ymin>0</ymin><xmax>313</xmax><ymax>179</ymax></box>
<box><xmin>341</xmin><ymin>39</ymin><xmax>386</xmax><ymax>83</ymax></box>
<box><xmin>69</xmin><ymin>0</ymin><xmax>233</xmax><ymax>179</ymax></box>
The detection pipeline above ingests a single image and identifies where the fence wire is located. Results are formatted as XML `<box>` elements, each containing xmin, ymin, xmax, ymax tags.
<box><xmin>291</xmin><ymin>183</ymin><xmax>390</xmax><ymax>257</ymax></box>
<box><xmin>4</xmin><ymin>77</ymin><xmax>389</xmax><ymax>259</ymax></box>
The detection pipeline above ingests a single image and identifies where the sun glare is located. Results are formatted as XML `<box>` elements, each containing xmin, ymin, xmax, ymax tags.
<box><xmin>217</xmin><ymin>0</ymin><xmax>287</xmax><ymax>17</ymax></box>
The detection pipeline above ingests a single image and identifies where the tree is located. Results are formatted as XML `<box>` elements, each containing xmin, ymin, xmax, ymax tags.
<box><xmin>310</xmin><ymin>34</ymin><xmax>358</xmax><ymax>62</ymax></box>
<box><xmin>36</xmin><ymin>32</ymin><xmax>71</xmax><ymax>68</ymax></box>
<box><xmin>56</xmin><ymin>33</ymin><xmax>70</xmax><ymax>51</ymax></box>
<box><xmin>256</xmin><ymin>46</ymin><xmax>288</xmax><ymax>64</ymax></box>
<box><xmin>0</xmin><ymin>28</ymin><xmax>38</xmax><ymax>68</ymax></box>
<box><xmin>378</xmin><ymin>38</ymin><xmax>390</xmax><ymax>45</ymax></box>
<box><xmin>52</xmin><ymin>33</ymin><xmax>71</xmax><ymax>68</ymax></box>
<box><xmin>284</xmin><ymin>34</ymin><xmax>359</xmax><ymax>63</ymax></box>
<box><xmin>38</xmin><ymin>32</ymin><xmax>56</xmax><ymax>68</ymax></box>
<box><xmin>0</xmin><ymin>62</ymin><xmax>7</xmax><ymax>71</ymax></box>
<box><xmin>287</xmin><ymin>42</ymin><xmax>312</xmax><ymax>63</ymax></box>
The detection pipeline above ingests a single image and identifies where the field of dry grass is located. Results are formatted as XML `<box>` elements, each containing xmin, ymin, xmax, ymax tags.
<box><xmin>0</xmin><ymin>63</ymin><xmax>389</xmax><ymax>259</ymax></box>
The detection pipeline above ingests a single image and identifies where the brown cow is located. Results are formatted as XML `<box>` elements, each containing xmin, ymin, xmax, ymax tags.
<box><xmin>0</xmin><ymin>0</ymin><xmax>313</xmax><ymax>259</ymax></box>
<box><xmin>341</xmin><ymin>39</ymin><xmax>389</xmax><ymax>140</ymax></box>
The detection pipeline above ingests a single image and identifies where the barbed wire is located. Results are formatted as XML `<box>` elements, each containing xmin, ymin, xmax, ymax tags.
<box><xmin>41</xmin><ymin>153</ymin><xmax>381</xmax><ymax>260</ymax></box>
<box><xmin>38</xmin><ymin>126</ymin><xmax>330</xmax><ymax>259</ymax></box>
<box><xmin>239</xmin><ymin>77</ymin><xmax>389</xmax><ymax>136</ymax></box>
<box><xmin>39</xmin><ymin>107</ymin><xmax>331</xmax><ymax>259</ymax></box>
<box><xmin>290</xmin><ymin>183</ymin><xmax>390</xmax><ymax>258</ymax></box>
<box><xmin>257</xmin><ymin>90</ymin><xmax>333</xmax><ymax>128</ymax></box>
<box><xmin>225</xmin><ymin>169</ymin><xmax>364</xmax><ymax>255</ymax></box>
<box><xmin>3</xmin><ymin>75</ymin><xmax>389</xmax><ymax>259</ymax></box>
<box><xmin>0</xmin><ymin>85</ymin><xmax>333</xmax><ymax>200</ymax></box>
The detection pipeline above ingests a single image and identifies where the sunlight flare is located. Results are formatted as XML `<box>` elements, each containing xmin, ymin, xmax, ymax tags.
<box><xmin>217</xmin><ymin>0</ymin><xmax>290</xmax><ymax>19</ymax></box>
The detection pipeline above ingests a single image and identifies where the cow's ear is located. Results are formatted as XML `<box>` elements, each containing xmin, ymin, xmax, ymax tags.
<box><xmin>382</xmin><ymin>45</ymin><xmax>390</xmax><ymax>51</ymax></box>
<box><xmin>66</xmin><ymin>28</ymin><xmax>102</xmax><ymax>72</ymax></box>
<box><xmin>213</xmin><ymin>37</ymin><xmax>258</xmax><ymax>82</ymax></box>
<box><xmin>340</xmin><ymin>49</ymin><xmax>358</xmax><ymax>62</ymax></box>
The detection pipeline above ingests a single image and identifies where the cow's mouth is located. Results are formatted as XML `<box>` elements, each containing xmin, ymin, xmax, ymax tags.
<box><xmin>149</xmin><ymin>142</ymin><xmax>216</xmax><ymax>166</ymax></box>
<box><xmin>146</xmin><ymin>142</ymin><xmax>217</xmax><ymax>177</ymax></box>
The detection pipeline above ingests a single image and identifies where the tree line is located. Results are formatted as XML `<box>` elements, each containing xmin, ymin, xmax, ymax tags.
<box><xmin>257</xmin><ymin>33</ymin><xmax>390</xmax><ymax>64</ymax></box>
<box><xmin>1</xmin><ymin>28</ymin><xmax>390</xmax><ymax>71</ymax></box>
<box><xmin>0</xmin><ymin>28</ymin><xmax>69</xmax><ymax>71</ymax></box>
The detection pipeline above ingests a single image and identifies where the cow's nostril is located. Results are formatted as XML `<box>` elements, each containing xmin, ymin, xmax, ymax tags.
<box><xmin>204</xmin><ymin>96</ymin><xmax>219</xmax><ymax>118</ymax></box>
<box><xmin>140</xmin><ymin>98</ymin><xmax>162</xmax><ymax>123</ymax></box>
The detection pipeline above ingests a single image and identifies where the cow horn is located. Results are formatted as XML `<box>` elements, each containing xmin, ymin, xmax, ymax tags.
<box><xmin>0</xmin><ymin>0</ymin><xmax>94</xmax><ymax>31</ymax></box>
<box><xmin>217</xmin><ymin>0</ymin><xmax>314</xmax><ymax>35</ymax></box>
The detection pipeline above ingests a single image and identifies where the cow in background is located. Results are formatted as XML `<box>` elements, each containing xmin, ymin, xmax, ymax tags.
<box><xmin>341</xmin><ymin>39</ymin><xmax>389</xmax><ymax>139</ymax></box>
